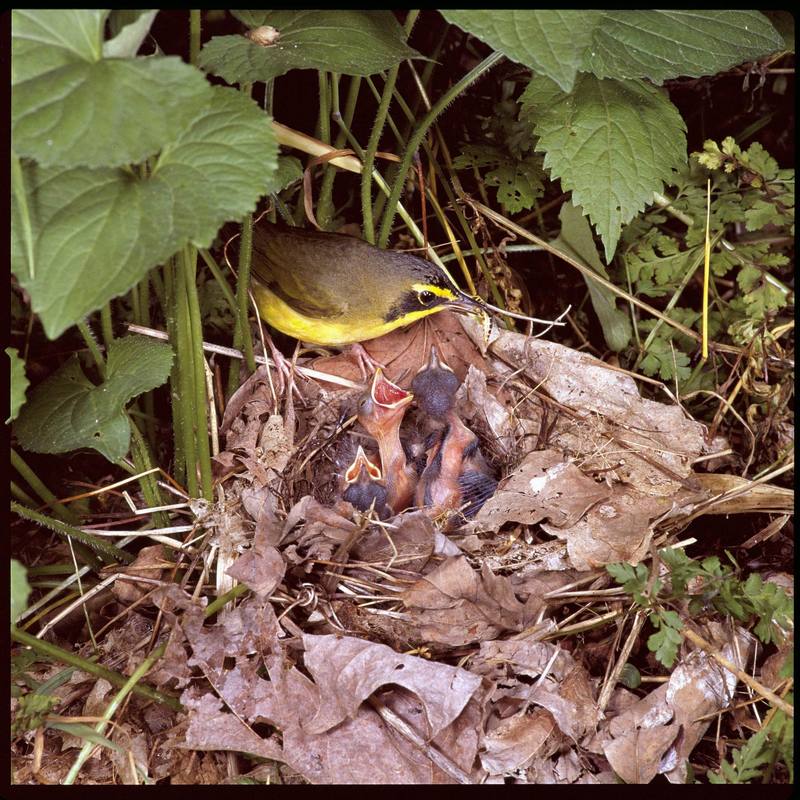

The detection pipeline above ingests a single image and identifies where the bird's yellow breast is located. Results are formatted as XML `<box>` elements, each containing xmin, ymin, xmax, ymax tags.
<box><xmin>252</xmin><ymin>282</ymin><xmax>446</xmax><ymax>346</ymax></box>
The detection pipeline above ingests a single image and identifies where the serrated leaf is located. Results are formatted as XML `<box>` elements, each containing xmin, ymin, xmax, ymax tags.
<box><xmin>11</xmin><ymin>559</ymin><xmax>31</xmax><ymax>624</ymax></box>
<box><xmin>199</xmin><ymin>11</ymin><xmax>420</xmax><ymax>84</ymax></box>
<box><xmin>8</xmin><ymin>347</ymin><xmax>29</xmax><ymax>422</ymax></box>
<box><xmin>14</xmin><ymin>336</ymin><xmax>173</xmax><ymax>461</ymax></box>
<box><xmin>744</xmin><ymin>199</ymin><xmax>782</xmax><ymax>231</ymax></box>
<box><xmin>521</xmin><ymin>74</ymin><xmax>687</xmax><ymax>262</ymax></box>
<box><xmin>12</xmin><ymin>87</ymin><xmax>277</xmax><ymax>339</ymax></box>
<box><xmin>552</xmin><ymin>201</ymin><xmax>632</xmax><ymax>351</ymax></box>
<box><xmin>103</xmin><ymin>10</ymin><xmax>158</xmax><ymax>58</ymax></box>
<box><xmin>12</xmin><ymin>54</ymin><xmax>213</xmax><ymax>169</ymax></box>
<box><xmin>485</xmin><ymin>156</ymin><xmax>545</xmax><ymax>213</ymax></box>
<box><xmin>586</xmin><ymin>11</ymin><xmax>785</xmax><ymax>84</ymax></box>
<box><xmin>442</xmin><ymin>10</ymin><xmax>601</xmax><ymax>92</ymax></box>
<box><xmin>640</xmin><ymin>338</ymin><xmax>692</xmax><ymax>382</ymax></box>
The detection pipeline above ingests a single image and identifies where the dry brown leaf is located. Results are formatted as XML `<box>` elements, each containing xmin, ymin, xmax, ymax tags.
<box><xmin>401</xmin><ymin>557</ymin><xmax>528</xmax><ymax>645</ymax></box>
<box><xmin>179</xmin><ymin>598</ymin><xmax>484</xmax><ymax>783</ymax></box>
<box><xmin>226</xmin><ymin>544</ymin><xmax>285</xmax><ymax>598</ymax></box>
<box><xmin>476</xmin><ymin>450</ymin><xmax>611</xmax><ymax>531</ymax></box>
<box><xmin>481</xmin><ymin>708</ymin><xmax>557</xmax><ymax>775</ymax></box>
<box><xmin>603</xmin><ymin>723</ymin><xmax>681</xmax><ymax>784</ymax></box>
<box><xmin>599</xmin><ymin>622</ymin><xmax>755</xmax><ymax>784</ymax></box>
<box><xmin>351</xmin><ymin>510</ymin><xmax>436</xmax><ymax>573</ymax></box>
<box><xmin>111</xmin><ymin>544</ymin><xmax>171</xmax><ymax>604</ymax></box>
<box><xmin>301</xmin><ymin>633</ymin><xmax>482</xmax><ymax>736</ymax></box>
<box><xmin>692</xmin><ymin>472</ymin><xmax>794</xmax><ymax>514</ymax></box>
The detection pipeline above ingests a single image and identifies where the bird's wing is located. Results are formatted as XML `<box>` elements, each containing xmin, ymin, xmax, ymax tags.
<box><xmin>251</xmin><ymin>226</ymin><xmax>349</xmax><ymax>318</ymax></box>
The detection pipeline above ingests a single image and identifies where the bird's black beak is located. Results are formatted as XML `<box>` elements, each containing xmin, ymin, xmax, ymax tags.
<box><xmin>447</xmin><ymin>290</ymin><xmax>489</xmax><ymax>316</ymax></box>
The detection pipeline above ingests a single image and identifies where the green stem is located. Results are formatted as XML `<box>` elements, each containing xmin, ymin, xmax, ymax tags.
<box><xmin>76</xmin><ymin>321</ymin><xmax>106</xmax><ymax>378</ymax></box>
<box><xmin>204</xmin><ymin>582</ymin><xmax>250</xmax><ymax>617</ymax></box>
<box><xmin>199</xmin><ymin>248</ymin><xmax>238</xmax><ymax>318</ymax></box>
<box><xmin>362</xmin><ymin>67</ymin><xmax>401</xmax><ymax>243</ymax></box>
<box><xmin>12</xmin><ymin>626</ymin><xmax>180</xmax><ymax>711</ymax></box>
<box><xmin>316</xmin><ymin>72</ymin><xmax>334</xmax><ymax>229</ymax></box>
<box><xmin>377</xmin><ymin>51</ymin><xmax>503</xmax><ymax>247</ymax></box>
<box><xmin>180</xmin><ymin>247</ymin><xmax>213</xmax><ymax>500</ymax></box>
<box><xmin>11</xmin><ymin>149</ymin><xmax>35</xmax><ymax>280</ymax></box>
<box><xmin>170</xmin><ymin>257</ymin><xmax>197</xmax><ymax>496</ymax></box>
<box><xmin>100</xmin><ymin>302</ymin><xmax>114</xmax><ymax>348</ymax></box>
<box><xmin>11</xmin><ymin>480</ymin><xmax>38</xmax><ymax>508</ymax></box>
<box><xmin>11</xmin><ymin>502</ymin><xmax>130</xmax><ymax>566</ymax></box>
<box><xmin>128</xmin><ymin>419</ymin><xmax>169</xmax><ymax>529</ymax></box>
<box><xmin>162</xmin><ymin>261</ymin><xmax>185</xmax><ymax>488</ymax></box>
<box><xmin>235</xmin><ymin>216</ymin><xmax>256</xmax><ymax>373</ymax></box>
<box><xmin>189</xmin><ymin>10</ymin><xmax>201</xmax><ymax>66</ymax></box>
<box><xmin>11</xmin><ymin>449</ymin><xmax>79</xmax><ymax>525</ymax></box>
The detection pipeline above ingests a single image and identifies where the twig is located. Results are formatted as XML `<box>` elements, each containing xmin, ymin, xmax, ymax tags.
<box><xmin>682</xmin><ymin>626</ymin><xmax>793</xmax><ymax>718</ymax></box>
<box><xmin>368</xmin><ymin>696</ymin><xmax>473</xmax><ymax>784</ymax></box>
<box><xmin>597</xmin><ymin>610</ymin><xmax>646</xmax><ymax>713</ymax></box>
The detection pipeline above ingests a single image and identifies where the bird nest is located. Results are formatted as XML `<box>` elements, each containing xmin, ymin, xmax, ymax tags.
<box><xmin>136</xmin><ymin>311</ymin><xmax>778</xmax><ymax>783</ymax></box>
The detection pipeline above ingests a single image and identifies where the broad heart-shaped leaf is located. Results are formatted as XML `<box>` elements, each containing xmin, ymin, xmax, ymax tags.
<box><xmin>12</xmin><ymin>87</ymin><xmax>277</xmax><ymax>339</ymax></box>
<box><xmin>11</xmin><ymin>9</ymin><xmax>108</xmax><ymax>83</ymax></box>
<box><xmin>199</xmin><ymin>10</ymin><xmax>421</xmax><ymax>84</ymax></box>
<box><xmin>521</xmin><ymin>74</ymin><xmax>686</xmax><ymax>262</ymax></box>
<box><xmin>14</xmin><ymin>336</ymin><xmax>173</xmax><ymax>462</ymax></box>
<box><xmin>442</xmin><ymin>10</ymin><xmax>601</xmax><ymax>92</ymax></box>
<box><xmin>552</xmin><ymin>202</ymin><xmax>632</xmax><ymax>352</ymax></box>
<box><xmin>12</xmin><ymin>51</ymin><xmax>212</xmax><ymax>169</ymax></box>
<box><xmin>585</xmin><ymin>11</ymin><xmax>785</xmax><ymax>84</ymax></box>
<box><xmin>11</xmin><ymin>559</ymin><xmax>31</xmax><ymax>624</ymax></box>
<box><xmin>8</xmin><ymin>347</ymin><xmax>30</xmax><ymax>423</ymax></box>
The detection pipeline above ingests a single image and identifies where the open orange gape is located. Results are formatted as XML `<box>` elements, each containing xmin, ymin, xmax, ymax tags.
<box><xmin>349</xmin><ymin>347</ymin><xmax>497</xmax><ymax>526</ymax></box>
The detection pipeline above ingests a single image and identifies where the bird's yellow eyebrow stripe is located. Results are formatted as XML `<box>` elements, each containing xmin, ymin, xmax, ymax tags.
<box><xmin>411</xmin><ymin>283</ymin><xmax>457</xmax><ymax>299</ymax></box>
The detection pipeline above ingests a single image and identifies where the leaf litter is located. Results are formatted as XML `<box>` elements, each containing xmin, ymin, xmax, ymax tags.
<box><xmin>20</xmin><ymin>312</ymin><xmax>793</xmax><ymax>784</ymax></box>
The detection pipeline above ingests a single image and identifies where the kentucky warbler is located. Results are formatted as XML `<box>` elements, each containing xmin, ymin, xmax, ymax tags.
<box><xmin>250</xmin><ymin>221</ymin><xmax>484</xmax><ymax>347</ymax></box>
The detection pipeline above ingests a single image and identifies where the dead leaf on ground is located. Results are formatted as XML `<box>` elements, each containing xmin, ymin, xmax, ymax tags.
<box><xmin>476</xmin><ymin>450</ymin><xmax>611</xmax><ymax>531</ymax></box>
<box><xmin>401</xmin><ymin>557</ymin><xmax>529</xmax><ymax>645</ymax></box>
<box><xmin>481</xmin><ymin>708</ymin><xmax>558</xmax><ymax>775</ymax></box>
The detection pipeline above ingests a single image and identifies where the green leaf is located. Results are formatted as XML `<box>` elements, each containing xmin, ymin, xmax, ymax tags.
<box><xmin>586</xmin><ymin>11</ymin><xmax>785</xmax><ymax>85</ymax></box>
<box><xmin>11</xmin><ymin>10</ymin><xmax>108</xmax><ymax>82</ymax></box>
<box><xmin>442</xmin><ymin>10</ymin><xmax>602</xmax><ymax>92</ymax></box>
<box><xmin>103</xmin><ymin>10</ymin><xmax>158</xmax><ymax>58</ymax></box>
<box><xmin>639</xmin><ymin>337</ymin><xmax>692</xmax><ymax>382</ymax></box>
<box><xmin>14</xmin><ymin>336</ymin><xmax>173</xmax><ymax>462</ymax></box>
<box><xmin>11</xmin><ymin>559</ymin><xmax>31</xmax><ymax>624</ymax></box>
<box><xmin>12</xmin><ymin>87</ymin><xmax>277</xmax><ymax>339</ymax></box>
<box><xmin>485</xmin><ymin>156</ymin><xmax>545</xmax><ymax>213</ymax></box>
<box><xmin>12</xmin><ymin>54</ymin><xmax>213</xmax><ymax>169</ymax></box>
<box><xmin>199</xmin><ymin>11</ymin><xmax>420</xmax><ymax>84</ymax></box>
<box><xmin>47</xmin><ymin>721</ymin><xmax>123</xmax><ymax>752</ymax></box>
<box><xmin>266</xmin><ymin>155</ymin><xmax>303</xmax><ymax>195</ymax></box>
<box><xmin>8</xmin><ymin>347</ymin><xmax>30</xmax><ymax>422</ymax></box>
<box><xmin>521</xmin><ymin>74</ymin><xmax>687</xmax><ymax>261</ymax></box>
<box><xmin>552</xmin><ymin>201</ymin><xmax>632</xmax><ymax>351</ymax></box>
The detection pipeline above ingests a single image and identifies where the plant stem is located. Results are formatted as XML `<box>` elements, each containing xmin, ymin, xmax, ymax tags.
<box><xmin>11</xmin><ymin>626</ymin><xmax>180</xmax><ymax>710</ymax></box>
<box><xmin>199</xmin><ymin>248</ymin><xmax>238</xmax><ymax>319</ymax></box>
<box><xmin>180</xmin><ymin>246</ymin><xmax>214</xmax><ymax>500</ymax></box>
<box><xmin>11</xmin><ymin>502</ymin><xmax>129</xmax><ymax>566</ymax></box>
<box><xmin>189</xmin><ymin>10</ymin><xmax>201</xmax><ymax>66</ymax></box>
<box><xmin>127</xmin><ymin>419</ymin><xmax>170</xmax><ymax>529</ymax></box>
<box><xmin>315</xmin><ymin>72</ymin><xmax>334</xmax><ymax>229</ymax></box>
<box><xmin>11</xmin><ymin>449</ymin><xmax>80</xmax><ymax>525</ymax></box>
<box><xmin>76</xmin><ymin>321</ymin><xmax>106</xmax><ymax>378</ymax></box>
<box><xmin>377</xmin><ymin>51</ymin><xmax>503</xmax><ymax>247</ymax></box>
<box><xmin>100</xmin><ymin>302</ymin><xmax>114</xmax><ymax>348</ymax></box>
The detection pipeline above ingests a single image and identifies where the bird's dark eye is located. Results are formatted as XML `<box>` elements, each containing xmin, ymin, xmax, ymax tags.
<box><xmin>419</xmin><ymin>290</ymin><xmax>435</xmax><ymax>305</ymax></box>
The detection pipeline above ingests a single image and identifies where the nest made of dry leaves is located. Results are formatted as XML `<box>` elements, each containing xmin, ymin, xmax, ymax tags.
<box><xmin>53</xmin><ymin>312</ymin><xmax>790</xmax><ymax>786</ymax></box>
